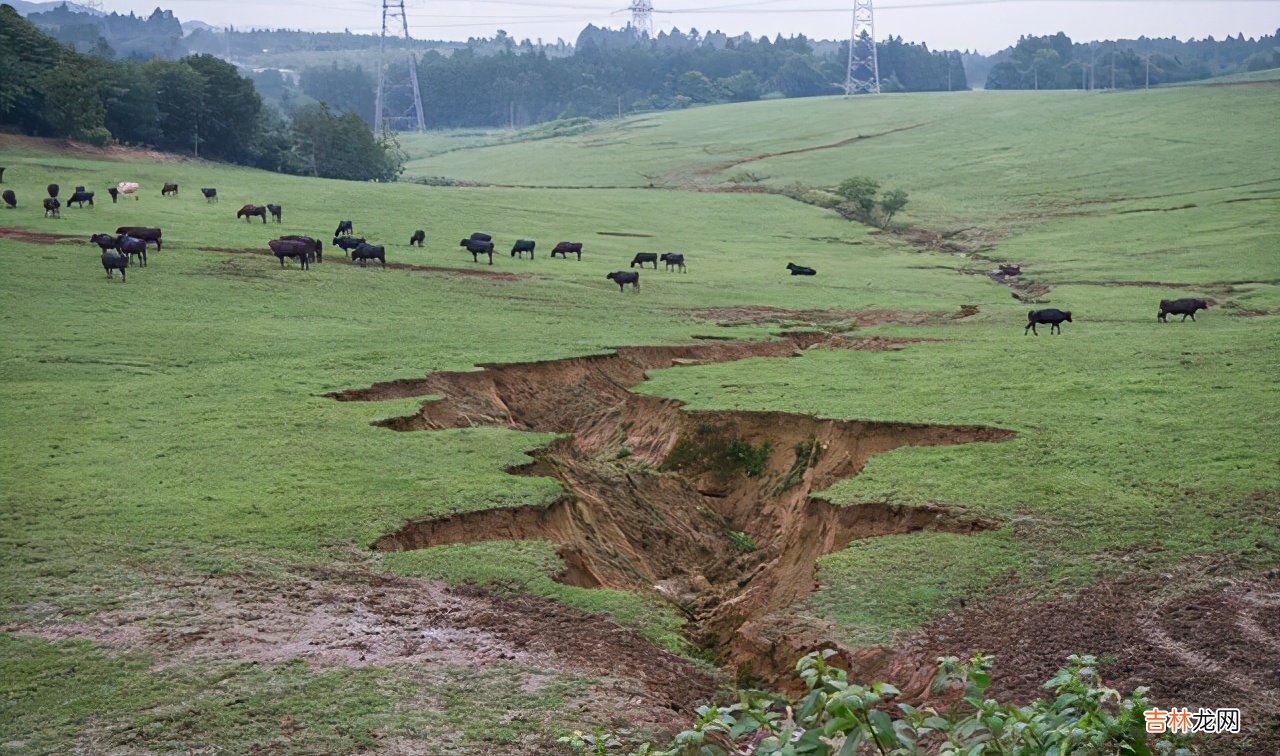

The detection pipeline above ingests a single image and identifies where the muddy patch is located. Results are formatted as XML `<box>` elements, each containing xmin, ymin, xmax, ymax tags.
<box><xmin>195</xmin><ymin>246</ymin><xmax>528</xmax><ymax>281</ymax></box>
<box><xmin>333</xmin><ymin>334</ymin><xmax>1013</xmax><ymax>682</ymax></box>
<box><xmin>0</xmin><ymin>227</ymin><xmax>84</xmax><ymax>245</ymax></box>
<box><xmin>870</xmin><ymin>564</ymin><xmax>1280</xmax><ymax>753</ymax></box>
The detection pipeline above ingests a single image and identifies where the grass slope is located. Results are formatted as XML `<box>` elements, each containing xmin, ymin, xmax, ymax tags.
<box><xmin>2</xmin><ymin>77</ymin><xmax>1278</xmax><ymax>750</ymax></box>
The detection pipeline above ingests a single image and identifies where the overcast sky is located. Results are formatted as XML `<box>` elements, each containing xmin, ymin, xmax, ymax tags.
<box><xmin>103</xmin><ymin>0</ymin><xmax>1280</xmax><ymax>53</ymax></box>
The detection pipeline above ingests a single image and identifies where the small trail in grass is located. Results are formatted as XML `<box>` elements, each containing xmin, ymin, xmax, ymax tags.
<box><xmin>332</xmin><ymin>331</ymin><xmax>1013</xmax><ymax>683</ymax></box>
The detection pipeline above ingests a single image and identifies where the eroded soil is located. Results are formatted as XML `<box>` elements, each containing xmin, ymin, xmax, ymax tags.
<box><xmin>334</xmin><ymin>333</ymin><xmax>1013</xmax><ymax>681</ymax></box>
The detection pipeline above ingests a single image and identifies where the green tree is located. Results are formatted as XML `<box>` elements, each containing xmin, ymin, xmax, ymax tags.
<box><xmin>718</xmin><ymin>70</ymin><xmax>760</xmax><ymax>102</ymax></box>
<box><xmin>676</xmin><ymin>70</ymin><xmax>718</xmax><ymax>102</ymax></box>
<box><xmin>878</xmin><ymin>188</ymin><xmax>909</xmax><ymax>226</ymax></box>
<box><xmin>40</xmin><ymin>58</ymin><xmax>106</xmax><ymax>140</ymax></box>
<box><xmin>183</xmin><ymin>54</ymin><xmax>263</xmax><ymax>163</ymax></box>
<box><xmin>836</xmin><ymin>176</ymin><xmax>880</xmax><ymax>212</ymax></box>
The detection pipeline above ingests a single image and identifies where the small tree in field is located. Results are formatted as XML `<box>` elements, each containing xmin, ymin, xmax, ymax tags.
<box><xmin>835</xmin><ymin>176</ymin><xmax>880</xmax><ymax>213</ymax></box>
<box><xmin>878</xmin><ymin>188</ymin><xmax>909</xmax><ymax>227</ymax></box>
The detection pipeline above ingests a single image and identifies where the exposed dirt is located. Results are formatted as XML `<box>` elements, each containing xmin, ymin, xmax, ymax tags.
<box><xmin>1118</xmin><ymin>203</ymin><xmax>1199</xmax><ymax>214</ymax></box>
<box><xmin>692</xmin><ymin>123</ymin><xmax>931</xmax><ymax>176</ymax></box>
<box><xmin>2</xmin><ymin>565</ymin><xmax>717</xmax><ymax>736</ymax></box>
<box><xmin>687</xmin><ymin>304</ymin><xmax>979</xmax><ymax>328</ymax></box>
<box><xmin>596</xmin><ymin>231</ymin><xmax>655</xmax><ymax>238</ymax></box>
<box><xmin>0</xmin><ymin>226</ymin><xmax>84</xmax><ymax>244</ymax></box>
<box><xmin>333</xmin><ymin>334</ymin><xmax>1013</xmax><ymax>683</ymax></box>
<box><xmin>195</xmin><ymin>246</ymin><xmax>529</xmax><ymax>281</ymax></box>
<box><xmin>866</xmin><ymin>563</ymin><xmax>1280</xmax><ymax>753</ymax></box>
<box><xmin>0</xmin><ymin>133</ymin><xmax>187</xmax><ymax>163</ymax></box>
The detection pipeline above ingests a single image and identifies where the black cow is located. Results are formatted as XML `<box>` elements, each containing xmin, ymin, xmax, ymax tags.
<box><xmin>237</xmin><ymin>204</ymin><xmax>268</xmax><ymax>223</ymax></box>
<box><xmin>108</xmin><ymin>187</ymin><xmax>119</xmax><ymax>203</ymax></box>
<box><xmin>1025</xmin><ymin>309</ymin><xmax>1072</xmax><ymax>335</ymax></box>
<box><xmin>335</xmin><ymin>220</ymin><xmax>354</xmax><ymax>236</ymax></box>
<box><xmin>162</xmin><ymin>182</ymin><xmax>178</xmax><ymax>197</ymax></box>
<box><xmin>2</xmin><ymin>190</ymin><xmax>15</xmax><ymax>208</ymax></box>
<box><xmin>551</xmin><ymin>241</ymin><xmax>583</xmax><ymax>260</ymax></box>
<box><xmin>116</xmin><ymin>234</ymin><xmax>147</xmax><ymax>267</ymax></box>
<box><xmin>660</xmin><ymin>253</ymin><xmax>686</xmax><ymax>272</ymax></box>
<box><xmin>511</xmin><ymin>239</ymin><xmax>535</xmax><ymax>258</ymax></box>
<box><xmin>67</xmin><ymin>190</ymin><xmax>94</xmax><ymax>208</ymax></box>
<box><xmin>1159</xmin><ymin>298</ymin><xmax>1208</xmax><ymax>322</ymax></box>
<box><xmin>90</xmin><ymin>233</ymin><xmax>117</xmax><ymax>252</ymax></box>
<box><xmin>352</xmin><ymin>243</ymin><xmax>386</xmax><ymax>267</ymax></box>
<box><xmin>43</xmin><ymin>198</ymin><xmax>60</xmax><ymax>218</ymax></box>
<box><xmin>786</xmin><ymin>262</ymin><xmax>816</xmax><ymax>276</ymax></box>
<box><xmin>410</xmin><ymin>230</ymin><xmax>426</xmax><ymax>247</ymax></box>
<box><xmin>269</xmin><ymin>239</ymin><xmax>312</xmax><ymax>269</ymax></box>
<box><xmin>460</xmin><ymin>238</ymin><xmax>495</xmax><ymax>265</ymax></box>
<box><xmin>998</xmin><ymin>264</ymin><xmax>1022</xmax><ymax>277</ymax></box>
<box><xmin>606</xmin><ymin>271</ymin><xmax>639</xmax><ymax>292</ymax></box>
<box><xmin>102</xmin><ymin>249</ymin><xmax>128</xmax><ymax>281</ymax></box>
<box><xmin>267</xmin><ymin>204</ymin><xmax>282</xmax><ymax>223</ymax></box>
<box><xmin>115</xmin><ymin>227</ymin><xmax>162</xmax><ymax>251</ymax></box>
<box><xmin>47</xmin><ymin>183</ymin><xmax>59</xmax><ymax>199</ymax></box>
<box><xmin>332</xmin><ymin>236</ymin><xmax>366</xmax><ymax>257</ymax></box>
<box><xmin>279</xmin><ymin>235</ymin><xmax>322</xmax><ymax>263</ymax></box>
<box><xmin>468</xmin><ymin>232</ymin><xmax>492</xmax><ymax>242</ymax></box>
<box><xmin>201</xmin><ymin>187</ymin><xmax>218</xmax><ymax>203</ymax></box>
<box><xmin>630</xmin><ymin>252</ymin><xmax>658</xmax><ymax>269</ymax></box>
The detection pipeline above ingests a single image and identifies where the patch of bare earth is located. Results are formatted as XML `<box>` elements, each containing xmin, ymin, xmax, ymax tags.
<box><xmin>332</xmin><ymin>333</ymin><xmax>1013</xmax><ymax>684</ymax></box>
<box><xmin>195</xmin><ymin>246</ymin><xmax>528</xmax><ymax>281</ymax></box>
<box><xmin>849</xmin><ymin>563</ymin><xmax>1280</xmax><ymax>753</ymax></box>
<box><xmin>0</xmin><ymin>227</ymin><xmax>84</xmax><ymax>244</ymax></box>
<box><xmin>687</xmin><ymin>304</ymin><xmax>979</xmax><ymax>329</ymax></box>
<box><xmin>2</xmin><ymin>566</ymin><xmax>717</xmax><ymax>737</ymax></box>
<box><xmin>0</xmin><ymin>134</ymin><xmax>187</xmax><ymax>163</ymax></box>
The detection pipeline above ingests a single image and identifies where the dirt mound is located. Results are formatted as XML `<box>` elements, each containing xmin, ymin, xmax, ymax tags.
<box><xmin>2</xmin><ymin>565</ymin><xmax>717</xmax><ymax>733</ymax></box>
<box><xmin>872</xmin><ymin>563</ymin><xmax>1280</xmax><ymax>752</ymax></box>
<box><xmin>335</xmin><ymin>334</ymin><xmax>1013</xmax><ymax>683</ymax></box>
<box><xmin>0</xmin><ymin>134</ymin><xmax>185</xmax><ymax>163</ymax></box>
<box><xmin>688</xmin><ymin>305</ymin><xmax>979</xmax><ymax>328</ymax></box>
<box><xmin>0</xmin><ymin>227</ymin><xmax>83</xmax><ymax>245</ymax></box>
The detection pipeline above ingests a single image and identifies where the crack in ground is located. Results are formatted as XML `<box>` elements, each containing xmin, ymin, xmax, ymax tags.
<box><xmin>331</xmin><ymin>333</ymin><xmax>1013</xmax><ymax>682</ymax></box>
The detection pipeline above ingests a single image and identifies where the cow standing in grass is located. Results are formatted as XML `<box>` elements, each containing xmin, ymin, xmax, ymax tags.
<box><xmin>1025</xmin><ymin>309</ymin><xmax>1072</xmax><ymax>335</ymax></box>
<box><xmin>551</xmin><ymin>241</ymin><xmax>583</xmax><ymax>260</ymax></box>
<box><xmin>630</xmin><ymin>252</ymin><xmax>658</xmax><ymax>269</ymax></box>
<box><xmin>237</xmin><ymin>204</ymin><xmax>268</xmax><ymax>223</ymax></box>
<box><xmin>410</xmin><ymin>230</ymin><xmax>426</xmax><ymax>247</ymax></box>
<box><xmin>102</xmin><ymin>249</ymin><xmax>128</xmax><ymax>281</ymax></box>
<box><xmin>660</xmin><ymin>253</ymin><xmax>686</xmax><ymax>272</ymax></box>
<box><xmin>607</xmin><ymin>271</ymin><xmax>639</xmax><ymax>292</ymax></box>
<box><xmin>1158</xmin><ymin>298</ymin><xmax>1208</xmax><ymax>323</ymax></box>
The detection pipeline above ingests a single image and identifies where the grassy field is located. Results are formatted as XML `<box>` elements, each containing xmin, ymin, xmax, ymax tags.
<box><xmin>2</xmin><ymin>75</ymin><xmax>1278</xmax><ymax>752</ymax></box>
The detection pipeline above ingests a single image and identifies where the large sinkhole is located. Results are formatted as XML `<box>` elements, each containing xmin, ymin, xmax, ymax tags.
<box><xmin>330</xmin><ymin>334</ymin><xmax>1014</xmax><ymax>682</ymax></box>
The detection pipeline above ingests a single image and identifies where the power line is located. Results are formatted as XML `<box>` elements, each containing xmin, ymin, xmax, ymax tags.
<box><xmin>845</xmin><ymin>0</ymin><xmax>880</xmax><ymax>94</ymax></box>
<box><xmin>375</xmin><ymin>0</ymin><xmax>426</xmax><ymax>135</ymax></box>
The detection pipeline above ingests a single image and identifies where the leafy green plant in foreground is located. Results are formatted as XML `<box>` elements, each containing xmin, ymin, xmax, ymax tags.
<box><xmin>565</xmin><ymin>651</ymin><xmax>1193</xmax><ymax>755</ymax></box>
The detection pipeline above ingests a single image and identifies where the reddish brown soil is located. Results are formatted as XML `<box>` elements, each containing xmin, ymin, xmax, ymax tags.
<box><xmin>688</xmin><ymin>304</ymin><xmax>979</xmax><ymax>328</ymax></box>
<box><xmin>196</xmin><ymin>246</ymin><xmax>528</xmax><ymax>281</ymax></box>
<box><xmin>0</xmin><ymin>134</ymin><xmax>186</xmax><ymax>162</ymax></box>
<box><xmin>2</xmin><ymin>565</ymin><xmax>717</xmax><ymax>734</ymax></box>
<box><xmin>864</xmin><ymin>565</ymin><xmax>1280</xmax><ymax>753</ymax></box>
<box><xmin>0</xmin><ymin>227</ymin><xmax>84</xmax><ymax>244</ymax></box>
<box><xmin>333</xmin><ymin>334</ymin><xmax>1013</xmax><ymax>683</ymax></box>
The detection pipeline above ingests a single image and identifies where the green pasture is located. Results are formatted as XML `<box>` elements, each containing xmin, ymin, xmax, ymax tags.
<box><xmin>2</xmin><ymin>76</ymin><xmax>1278</xmax><ymax>751</ymax></box>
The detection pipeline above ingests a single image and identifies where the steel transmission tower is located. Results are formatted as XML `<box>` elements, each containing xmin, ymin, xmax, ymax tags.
<box><xmin>375</xmin><ymin>0</ymin><xmax>426</xmax><ymax>134</ymax></box>
<box><xmin>628</xmin><ymin>0</ymin><xmax>654</xmax><ymax>38</ymax></box>
<box><xmin>845</xmin><ymin>0</ymin><xmax>881</xmax><ymax>95</ymax></box>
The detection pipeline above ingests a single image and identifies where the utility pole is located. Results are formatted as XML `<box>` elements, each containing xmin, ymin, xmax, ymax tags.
<box><xmin>627</xmin><ymin>1</ymin><xmax>654</xmax><ymax>38</ymax></box>
<box><xmin>844</xmin><ymin>0</ymin><xmax>880</xmax><ymax>95</ymax></box>
<box><xmin>375</xmin><ymin>0</ymin><xmax>426</xmax><ymax>135</ymax></box>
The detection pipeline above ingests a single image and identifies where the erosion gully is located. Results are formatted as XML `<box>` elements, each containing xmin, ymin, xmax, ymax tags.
<box><xmin>331</xmin><ymin>332</ymin><xmax>1014</xmax><ymax>684</ymax></box>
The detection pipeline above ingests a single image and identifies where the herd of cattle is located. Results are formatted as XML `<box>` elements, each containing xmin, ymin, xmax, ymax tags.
<box><xmin>3</xmin><ymin>177</ymin><xmax>1215</xmax><ymax>328</ymax></box>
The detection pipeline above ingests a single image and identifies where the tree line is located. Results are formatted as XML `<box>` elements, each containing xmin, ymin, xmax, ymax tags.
<box><xmin>0</xmin><ymin>5</ymin><xmax>403</xmax><ymax>182</ymax></box>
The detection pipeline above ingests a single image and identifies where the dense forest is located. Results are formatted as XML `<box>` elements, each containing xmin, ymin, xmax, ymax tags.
<box><xmin>0</xmin><ymin>5</ymin><xmax>404</xmax><ymax>181</ymax></box>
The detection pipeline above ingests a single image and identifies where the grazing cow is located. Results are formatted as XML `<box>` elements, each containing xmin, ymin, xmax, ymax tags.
<box><xmin>0</xmin><ymin>167</ymin><xmax>5</xmax><ymax>182</ymax></box>
<box><xmin>998</xmin><ymin>264</ymin><xmax>1022</xmax><ymax>277</ymax></box>
<box><xmin>1025</xmin><ymin>309</ymin><xmax>1072</xmax><ymax>335</ymax></box>
<box><xmin>115</xmin><ymin>227</ymin><xmax>162</xmax><ymax>251</ymax></box>
<box><xmin>606</xmin><ymin>271</ymin><xmax>640</xmax><ymax>292</ymax></box>
<box><xmin>334</xmin><ymin>220</ymin><xmax>354</xmax><ymax>236</ymax></box>
<box><xmin>162</xmin><ymin>182</ymin><xmax>178</xmax><ymax>197</ymax></box>
<box><xmin>352</xmin><ymin>243</ymin><xmax>386</xmax><ymax>267</ymax></box>
<box><xmin>551</xmin><ymin>241</ymin><xmax>583</xmax><ymax>260</ymax></box>
<box><xmin>102</xmin><ymin>249</ymin><xmax>128</xmax><ymax>281</ymax></box>
<box><xmin>786</xmin><ymin>262</ymin><xmax>816</xmax><ymax>276</ymax></box>
<box><xmin>201</xmin><ymin>187</ymin><xmax>218</xmax><ymax>203</ymax></box>
<box><xmin>332</xmin><ymin>236</ymin><xmax>366</xmax><ymax>258</ymax></box>
<box><xmin>630</xmin><ymin>252</ymin><xmax>658</xmax><ymax>269</ymax></box>
<box><xmin>115</xmin><ymin>234</ymin><xmax>147</xmax><ymax>267</ymax></box>
<box><xmin>660</xmin><ymin>253</ymin><xmax>687</xmax><ymax>273</ymax></box>
<box><xmin>43</xmin><ymin>198</ymin><xmax>61</xmax><ymax>218</ymax></box>
<box><xmin>468</xmin><ymin>232</ymin><xmax>492</xmax><ymax>242</ymax></box>
<box><xmin>267</xmin><ymin>204</ymin><xmax>282</xmax><ymax>223</ymax></box>
<box><xmin>75</xmin><ymin>185</ymin><xmax>85</xmax><ymax>192</ymax></box>
<box><xmin>410</xmin><ymin>229</ymin><xmax>426</xmax><ymax>247</ymax></box>
<box><xmin>511</xmin><ymin>239</ymin><xmax>535</xmax><ymax>258</ymax></box>
<box><xmin>47</xmin><ymin>183</ymin><xmax>59</xmax><ymax>199</ymax></box>
<box><xmin>279</xmin><ymin>235</ymin><xmax>322</xmax><ymax>263</ymax></box>
<box><xmin>1159</xmin><ymin>298</ymin><xmax>1208</xmax><ymax>323</ymax></box>
<box><xmin>2</xmin><ymin>190</ymin><xmax>15</xmax><ymax>208</ymax></box>
<box><xmin>67</xmin><ymin>190</ymin><xmax>94</xmax><ymax>208</ymax></box>
<box><xmin>117</xmin><ymin>182</ymin><xmax>139</xmax><ymax>200</ymax></box>
<box><xmin>108</xmin><ymin>187</ymin><xmax>118</xmax><ymax>203</ymax></box>
<box><xmin>237</xmin><ymin>204</ymin><xmax>268</xmax><ymax>223</ymax></box>
<box><xmin>460</xmin><ymin>238</ymin><xmax>495</xmax><ymax>265</ymax></box>
<box><xmin>90</xmin><ymin>233</ymin><xmax>118</xmax><ymax>252</ymax></box>
<box><xmin>269</xmin><ymin>239</ymin><xmax>313</xmax><ymax>270</ymax></box>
